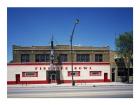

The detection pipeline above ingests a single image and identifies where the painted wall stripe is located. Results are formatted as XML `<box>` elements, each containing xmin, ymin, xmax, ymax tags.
<box><xmin>7</xmin><ymin>79</ymin><xmax>111</xmax><ymax>85</ymax></box>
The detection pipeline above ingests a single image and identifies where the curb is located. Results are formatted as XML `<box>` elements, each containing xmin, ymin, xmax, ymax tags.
<box><xmin>7</xmin><ymin>84</ymin><xmax>133</xmax><ymax>88</ymax></box>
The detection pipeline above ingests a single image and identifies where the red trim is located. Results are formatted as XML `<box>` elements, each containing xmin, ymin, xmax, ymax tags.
<box><xmin>22</xmin><ymin>72</ymin><xmax>38</xmax><ymax>77</ymax></box>
<box><xmin>61</xmin><ymin>79</ymin><xmax>111</xmax><ymax>83</ymax></box>
<box><xmin>7</xmin><ymin>79</ymin><xmax>111</xmax><ymax>85</ymax></box>
<box><xmin>7</xmin><ymin>62</ymin><xmax>110</xmax><ymax>66</ymax></box>
<box><xmin>90</xmin><ymin>71</ymin><xmax>102</xmax><ymax>76</ymax></box>
<box><xmin>7</xmin><ymin>80</ymin><xmax>49</xmax><ymax>85</ymax></box>
<box><xmin>68</xmin><ymin>71</ymin><xmax>80</xmax><ymax>76</ymax></box>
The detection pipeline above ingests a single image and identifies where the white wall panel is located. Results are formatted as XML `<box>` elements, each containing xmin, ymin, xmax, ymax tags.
<box><xmin>8</xmin><ymin>64</ymin><xmax>110</xmax><ymax>81</ymax></box>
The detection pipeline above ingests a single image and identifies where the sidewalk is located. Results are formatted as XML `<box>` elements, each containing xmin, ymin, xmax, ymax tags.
<box><xmin>7</xmin><ymin>82</ymin><xmax>133</xmax><ymax>88</ymax></box>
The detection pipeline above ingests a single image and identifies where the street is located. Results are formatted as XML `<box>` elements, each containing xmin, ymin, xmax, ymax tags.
<box><xmin>7</xmin><ymin>85</ymin><xmax>133</xmax><ymax>98</ymax></box>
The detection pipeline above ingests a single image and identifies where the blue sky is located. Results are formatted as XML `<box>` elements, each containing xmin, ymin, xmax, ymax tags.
<box><xmin>7</xmin><ymin>8</ymin><xmax>133</xmax><ymax>62</ymax></box>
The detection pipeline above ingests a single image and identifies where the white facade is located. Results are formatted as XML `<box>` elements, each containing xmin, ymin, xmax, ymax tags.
<box><xmin>7</xmin><ymin>62</ymin><xmax>111</xmax><ymax>84</ymax></box>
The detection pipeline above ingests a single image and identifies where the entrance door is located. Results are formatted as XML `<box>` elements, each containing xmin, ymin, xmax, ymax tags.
<box><xmin>104</xmin><ymin>73</ymin><xmax>108</xmax><ymax>82</ymax></box>
<box><xmin>50</xmin><ymin>74</ymin><xmax>56</xmax><ymax>83</ymax></box>
<box><xmin>47</xmin><ymin>71</ymin><xmax>60</xmax><ymax>84</ymax></box>
<box><xmin>112</xmin><ymin>73</ymin><xmax>115</xmax><ymax>82</ymax></box>
<box><xmin>112</xmin><ymin>68</ymin><xmax>115</xmax><ymax>82</ymax></box>
<box><xmin>15</xmin><ymin>74</ymin><xmax>20</xmax><ymax>84</ymax></box>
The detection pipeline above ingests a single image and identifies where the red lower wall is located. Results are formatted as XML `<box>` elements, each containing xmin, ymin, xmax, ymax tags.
<box><xmin>7</xmin><ymin>79</ymin><xmax>111</xmax><ymax>85</ymax></box>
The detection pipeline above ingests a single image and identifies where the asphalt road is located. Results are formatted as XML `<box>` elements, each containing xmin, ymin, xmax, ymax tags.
<box><xmin>7</xmin><ymin>85</ymin><xmax>133</xmax><ymax>98</ymax></box>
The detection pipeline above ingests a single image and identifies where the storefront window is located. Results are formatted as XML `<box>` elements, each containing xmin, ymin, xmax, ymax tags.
<box><xmin>22</xmin><ymin>72</ymin><xmax>38</xmax><ymax>77</ymax></box>
<box><xmin>90</xmin><ymin>71</ymin><xmax>101</xmax><ymax>76</ymax></box>
<box><xmin>68</xmin><ymin>71</ymin><xmax>80</xmax><ymax>76</ymax></box>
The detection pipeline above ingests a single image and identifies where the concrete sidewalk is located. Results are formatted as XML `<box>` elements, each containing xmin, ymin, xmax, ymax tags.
<box><xmin>7</xmin><ymin>82</ymin><xmax>133</xmax><ymax>88</ymax></box>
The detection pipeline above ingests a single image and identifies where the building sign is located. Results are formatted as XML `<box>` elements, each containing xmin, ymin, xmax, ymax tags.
<box><xmin>35</xmin><ymin>66</ymin><xmax>92</xmax><ymax>71</ymax></box>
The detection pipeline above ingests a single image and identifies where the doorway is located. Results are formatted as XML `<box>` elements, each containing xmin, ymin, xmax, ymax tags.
<box><xmin>47</xmin><ymin>71</ymin><xmax>60</xmax><ymax>84</ymax></box>
<box><xmin>104</xmin><ymin>73</ymin><xmax>108</xmax><ymax>82</ymax></box>
<box><xmin>112</xmin><ymin>68</ymin><xmax>115</xmax><ymax>82</ymax></box>
<box><xmin>47</xmin><ymin>71</ymin><xmax>56</xmax><ymax>83</ymax></box>
<box><xmin>112</xmin><ymin>72</ymin><xmax>115</xmax><ymax>82</ymax></box>
<box><xmin>50</xmin><ymin>73</ymin><xmax>56</xmax><ymax>83</ymax></box>
<box><xmin>15</xmin><ymin>74</ymin><xmax>20</xmax><ymax>84</ymax></box>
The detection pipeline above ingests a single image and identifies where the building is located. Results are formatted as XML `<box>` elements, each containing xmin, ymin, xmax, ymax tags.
<box><xmin>110</xmin><ymin>51</ymin><xmax>133</xmax><ymax>83</ymax></box>
<box><xmin>7</xmin><ymin>42</ymin><xmax>111</xmax><ymax>85</ymax></box>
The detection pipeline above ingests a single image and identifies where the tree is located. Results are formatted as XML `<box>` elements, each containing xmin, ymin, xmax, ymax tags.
<box><xmin>115</xmin><ymin>31</ymin><xmax>133</xmax><ymax>83</ymax></box>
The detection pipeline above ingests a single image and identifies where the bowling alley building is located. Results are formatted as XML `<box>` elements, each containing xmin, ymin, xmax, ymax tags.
<box><xmin>7</xmin><ymin>42</ymin><xmax>112</xmax><ymax>85</ymax></box>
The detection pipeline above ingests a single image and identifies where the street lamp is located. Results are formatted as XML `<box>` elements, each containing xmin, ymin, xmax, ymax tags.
<box><xmin>70</xmin><ymin>19</ymin><xmax>79</xmax><ymax>86</ymax></box>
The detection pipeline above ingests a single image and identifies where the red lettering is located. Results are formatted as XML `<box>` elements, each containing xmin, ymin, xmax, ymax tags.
<box><xmin>43</xmin><ymin>67</ymin><xmax>46</xmax><ymax>70</ymax></box>
<box><xmin>35</xmin><ymin>67</ymin><xmax>38</xmax><ymax>70</ymax></box>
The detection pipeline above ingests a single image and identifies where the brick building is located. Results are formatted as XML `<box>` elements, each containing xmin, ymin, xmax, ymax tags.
<box><xmin>7</xmin><ymin>44</ymin><xmax>111</xmax><ymax>85</ymax></box>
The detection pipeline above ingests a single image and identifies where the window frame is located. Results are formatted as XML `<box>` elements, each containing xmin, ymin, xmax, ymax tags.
<box><xmin>68</xmin><ymin>71</ymin><xmax>80</xmax><ymax>76</ymax></box>
<box><xmin>22</xmin><ymin>72</ymin><xmax>38</xmax><ymax>77</ymax></box>
<box><xmin>35</xmin><ymin>54</ymin><xmax>50</xmax><ymax>62</ymax></box>
<box><xmin>59</xmin><ymin>54</ymin><xmax>68</xmax><ymax>62</ymax></box>
<box><xmin>76</xmin><ymin>54</ymin><xmax>90</xmax><ymax>62</ymax></box>
<box><xmin>90</xmin><ymin>71</ymin><xmax>102</xmax><ymax>76</ymax></box>
<box><xmin>95</xmin><ymin>54</ymin><xmax>103</xmax><ymax>62</ymax></box>
<box><xmin>21</xmin><ymin>54</ymin><xmax>30</xmax><ymax>62</ymax></box>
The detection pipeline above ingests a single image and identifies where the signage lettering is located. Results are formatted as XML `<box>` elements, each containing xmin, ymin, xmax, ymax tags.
<box><xmin>35</xmin><ymin>66</ymin><xmax>93</xmax><ymax>71</ymax></box>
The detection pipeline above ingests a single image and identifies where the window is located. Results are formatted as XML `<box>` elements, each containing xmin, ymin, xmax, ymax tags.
<box><xmin>35</xmin><ymin>54</ymin><xmax>50</xmax><ymax>62</ymax></box>
<box><xmin>68</xmin><ymin>71</ymin><xmax>80</xmax><ymax>76</ymax></box>
<box><xmin>95</xmin><ymin>54</ymin><xmax>103</xmax><ymax>62</ymax></box>
<box><xmin>22</xmin><ymin>72</ymin><xmax>38</xmax><ymax>77</ymax></box>
<box><xmin>21</xmin><ymin>54</ymin><xmax>30</xmax><ymax>62</ymax></box>
<box><xmin>76</xmin><ymin>54</ymin><xmax>89</xmax><ymax>62</ymax></box>
<box><xmin>90</xmin><ymin>71</ymin><xmax>101</xmax><ymax>76</ymax></box>
<box><xmin>59</xmin><ymin>54</ymin><xmax>68</xmax><ymax>62</ymax></box>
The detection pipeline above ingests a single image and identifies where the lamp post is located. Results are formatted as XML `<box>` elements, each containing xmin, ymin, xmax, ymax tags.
<box><xmin>70</xmin><ymin>19</ymin><xmax>79</xmax><ymax>86</ymax></box>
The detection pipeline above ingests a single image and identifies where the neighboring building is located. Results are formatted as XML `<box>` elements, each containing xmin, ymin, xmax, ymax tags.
<box><xmin>7</xmin><ymin>43</ymin><xmax>111</xmax><ymax>85</ymax></box>
<box><xmin>110</xmin><ymin>51</ymin><xmax>133</xmax><ymax>83</ymax></box>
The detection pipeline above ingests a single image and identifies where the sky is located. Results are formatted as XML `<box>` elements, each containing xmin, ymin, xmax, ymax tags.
<box><xmin>7</xmin><ymin>8</ymin><xmax>133</xmax><ymax>62</ymax></box>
